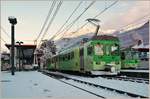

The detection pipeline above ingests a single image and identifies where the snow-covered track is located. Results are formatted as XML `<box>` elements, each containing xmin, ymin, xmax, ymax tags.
<box><xmin>101</xmin><ymin>76</ymin><xmax>149</xmax><ymax>84</ymax></box>
<box><xmin>41</xmin><ymin>70</ymin><xmax>148</xmax><ymax>98</ymax></box>
<box><xmin>42</xmin><ymin>71</ymin><xmax>105</xmax><ymax>98</ymax></box>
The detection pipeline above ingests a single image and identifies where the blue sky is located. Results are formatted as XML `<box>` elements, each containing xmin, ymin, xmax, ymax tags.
<box><xmin>1</xmin><ymin>0</ymin><xmax>149</xmax><ymax>51</ymax></box>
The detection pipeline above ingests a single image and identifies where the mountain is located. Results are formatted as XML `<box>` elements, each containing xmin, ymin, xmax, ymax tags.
<box><xmin>53</xmin><ymin>21</ymin><xmax>149</xmax><ymax>52</ymax></box>
<box><xmin>115</xmin><ymin>21</ymin><xmax>149</xmax><ymax>48</ymax></box>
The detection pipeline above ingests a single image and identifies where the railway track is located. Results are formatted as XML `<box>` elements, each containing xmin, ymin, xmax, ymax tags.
<box><xmin>101</xmin><ymin>76</ymin><xmax>149</xmax><ymax>84</ymax></box>
<box><xmin>41</xmin><ymin>70</ymin><xmax>148</xmax><ymax>98</ymax></box>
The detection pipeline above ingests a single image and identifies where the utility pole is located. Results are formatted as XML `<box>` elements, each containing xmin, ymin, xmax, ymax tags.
<box><xmin>8</xmin><ymin>16</ymin><xmax>17</xmax><ymax>75</ymax></box>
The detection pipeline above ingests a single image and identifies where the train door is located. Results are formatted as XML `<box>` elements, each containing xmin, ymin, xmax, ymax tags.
<box><xmin>79</xmin><ymin>48</ymin><xmax>84</xmax><ymax>71</ymax></box>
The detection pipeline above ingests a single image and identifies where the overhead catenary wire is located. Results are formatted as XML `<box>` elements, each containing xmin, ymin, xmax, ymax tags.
<box><xmin>0</xmin><ymin>26</ymin><xmax>11</xmax><ymax>38</ymax></box>
<box><xmin>38</xmin><ymin>1</ymin><xmax>63</xmax><ymax>46</ymax></box>
<box><xmin>35</xmin><ymin>0</ymin><xmax>57</xmax><ymax>41</ymax></box>
<box><xmin>73</xmin><ymin>0</ymin><xmax>119</xmax><ymax>34</ymax></box>
<box><xmin>55</xmin><ymin>0</ymin><xmax>118</xmax><ymax>40</ymax></box>
<box><xmin>50</xmin><ymin>1</ymin><xmax>83</xmax><ymax>40</ymax></box>
<box><xmin>116</xmin><ymin>13</ymin><xmax>150</xmax><ymax>32</ymax></box>
<box><xmin>1</xmin><ymin>37</ymin><xmax>7</xmax><ymax>43</ymax></box>
<box><xmin>57</xmin><ymin>1</ymin><xmax>96</xmax><ymax>40</ymax></box>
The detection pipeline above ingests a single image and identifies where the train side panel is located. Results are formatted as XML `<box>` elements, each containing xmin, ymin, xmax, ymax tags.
<box><xmin>58</xmin><ymin>48</ymin><xmax>80</xmax><ymax>71</ymax></box>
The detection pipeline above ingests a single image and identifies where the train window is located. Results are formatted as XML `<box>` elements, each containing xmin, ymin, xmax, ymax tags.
<box><xmin>131</xmin><ymin>51</ymin><xmax>138</xmax><ymax>59</ymax></box>
<box><xmin>51</xmin><ymin>58</ymin><xmax>53</xmax><ymax>63</ymax></box>
<box><xmin>94</xmin><ymin>44</ymin><xmax>103</xmax><ymax>55</ymax></box>
<box><xmin>63</xmin><ymin>55</ymin><xmax>65</xmax><ymax>61</ymax></box>
<box><xmin>121</xmin><ymin>52</ymin><xmax>125</xmax><ymax>60</ymax></box>
<box><xmin>49</xmin><ymin>59</ymin><xmax>51</xmax><ymax>64</ymax></box>
<box><xmin>87</xmin><ymin>46</ymin><xmax>93</xmax><ymax>55</ymax></box>
<box><xmin>61</xmin><ymin>56</ymin><xmax>63</xmax><ymax>61</ymax></box>
<box><xmin>111</xmin><ymin>44</ymin><xmax>119</xmax><ymax>55</ymax></box>
<box><xmin>55</xmin><ymin>57</ymin><xmax>57</xmax><ymax>62</ymax></box>
<box><xmin>64</xmin><ymin>54</ymin><xmax>67</xmax><ymax>60</ymax></box>
<box><xmin>105</xmin><ymin>45</ymin><xmax>110</xmax><ymax>55</ymax></box>
<box><xmin>111</xmin><ymin>46</ymin><xmax>118</xmax><ymax>52</ymax></box>
<box><xmin>71</xmin><ymin>52</ymin><xmax>74</xmax><ymax>59</ymax></box>
<box><xmin>67</xmin><ymin>53</ymin><xmax>70</xmax><ymax>60</ymax></box>
<box><xmin>59</xmin><ymin>56</ymin><xmax>62</xmax><ymax>61</ymax></box>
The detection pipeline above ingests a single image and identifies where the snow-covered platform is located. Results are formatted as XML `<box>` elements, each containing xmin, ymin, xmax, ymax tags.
<box><xmin>120</xmin><ymin>70</ymin><xmax>149</xmax><ymax>73</ymax></box>
<box><xmin>0</xmin><ymin>71</ymin><xmax>98</xmax><ymax>98</ymax></box>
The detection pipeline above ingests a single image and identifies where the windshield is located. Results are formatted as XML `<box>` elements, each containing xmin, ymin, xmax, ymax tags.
<box><xmin>125</xmin><ymin>51</ymin><xmax>138</xmax><ymax>59</ymax></box>
<box><xmin>94</xmin><ymin>44</ymin><xmax>103</xmax><ymax>55</ymax></box>
<box><xmin>94</xmin><ymin>43</ymin><xmax>119</xmax><ymax>56</ymax></box>
<box><xmin>111</xmin><ymin>44</ymin><xmax>119</xmax><ymax>55</ymax></box>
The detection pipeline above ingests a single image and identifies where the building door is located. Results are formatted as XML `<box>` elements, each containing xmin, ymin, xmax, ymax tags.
<box><xmin>79</xmin><ymin>48</ymin><xmax>84</xmax><ymax>71</ymax></box>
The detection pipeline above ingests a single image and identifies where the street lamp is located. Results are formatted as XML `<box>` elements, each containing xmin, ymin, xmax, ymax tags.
<box><xmin>86</xmin><ymin>18</ymin><xmax>100</xmax><ymax>37</ymax></box>
<box><xmin>8</xmin><ymin>16</ymin><xmax>17</xmax><ymax>75</ymax></box>
<box><xmin>16</xmin><ymin>41</ymin><xmax>23</xmax><ymax>71</ymax></box>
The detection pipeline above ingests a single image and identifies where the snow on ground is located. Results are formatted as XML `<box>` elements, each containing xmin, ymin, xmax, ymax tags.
<box><xmin>67</xmin><ymin>76</ymin><xmax>149</xmax><ymax>97</ymax></box>
<box><xmin>61</xmin><ymin>79</ymin><xmax>130</xmax><ymax>98</ymax></box>
<box><xmin>40</xmin><ymin>71</ymin><xmax>149</xmax><ymax>97</ymax></box>
<box><xmin>1</xmin><ymin>71</ymin><xmax>99</xmax><ymax>98</ymax></box>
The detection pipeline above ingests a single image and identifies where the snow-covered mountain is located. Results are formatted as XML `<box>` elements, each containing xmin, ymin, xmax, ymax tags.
<box><xmin>115</xmin><ymin>21</ymin><xmax>149</xmax><ymax>48</ymax></box>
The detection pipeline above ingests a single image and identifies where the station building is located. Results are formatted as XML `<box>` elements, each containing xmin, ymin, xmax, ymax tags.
<box><xmin>5</xmin><ymin>44</ymin><xmax>36</xmax><ymax>70</ymax></box>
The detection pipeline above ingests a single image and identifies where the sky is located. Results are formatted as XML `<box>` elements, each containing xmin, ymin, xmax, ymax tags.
<box><xmin>0</xmin><ymin>0</ymin><xmax>150</xmax><ymax>52</ymax></box>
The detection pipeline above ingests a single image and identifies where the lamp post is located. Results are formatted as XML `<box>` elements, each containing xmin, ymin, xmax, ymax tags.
<box><xmin>86</xmin><ymin>18</ymin><xmax>100</xmax><ymax>37</ymax></box>
<box><xmin>8</xmin><ymin>16</ymin><xmax>17</xmax><ymax>75</ymax></box>
<box><xmin>16</xmin><ymin>41</ymin><xmax>23</xmax><ymax>71</ymax></box>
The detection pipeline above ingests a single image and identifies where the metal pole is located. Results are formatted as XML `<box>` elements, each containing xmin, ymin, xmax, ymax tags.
<box><xmin>18</xmin><ymin>43</ymin><xmax>21</xmax><ymax>71</ymax></box>
<box><xmin>11</xmin><ymin>24</ymin><xmax>15</xmax><ymax>75</ymax></box>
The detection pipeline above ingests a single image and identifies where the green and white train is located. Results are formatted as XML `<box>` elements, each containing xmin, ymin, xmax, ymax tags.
<box><xmin>46</xmin><ymin>35</ymin><xmax>121</xmax><ymax>75</ymax></box>
<box><xmin>121</xmin><ymin>48</ymin><xmax>140</xmax><ymax>69</ymax></box>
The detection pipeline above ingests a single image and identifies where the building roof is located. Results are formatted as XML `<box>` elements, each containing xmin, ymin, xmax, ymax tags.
<box><xmin>92</xmin><ymin>35</ymin><xmax>118</xmax><ymax>40</ymax></box>
<box><xmin>5</xmin><ymin>44</ymin><xmax>36</xmax><ymax>49</ymax></box>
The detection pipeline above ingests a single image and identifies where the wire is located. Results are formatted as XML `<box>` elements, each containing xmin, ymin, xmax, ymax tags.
<box><xmin>73</xmin><ymin>0</ymin><xmax>119</xmax><ymax>34</ymax></box>
<box><xmin>50</xmin><ymin>1</ymin><xmax>83</xmax><ymax>40</ymax></box>
<box><xmin>1</xmin><ymin>37</ymin><xmax>7</xmax><ymax>43</ymax></box>
<box><xmin>35</xmin><ymin>0</ymin><xmax>57</xmax><ymax>41</ymax></box>
<box><xmin>39</xmin><ymin>1</ymin><xmax>63</xmax><ymax>45</ymax></box>
<box><xmin>0</xmin><ymin>26</ymin><xmax>11</xmax><ymax>38</ymax></box>
<box><xmin>57</xmin><ymin>1</ymin><xmax>96</xmax><ymax>40</ymax></box>
<box><xmin>117</xmin><ymin>13</ymin><xmax>150</xmax><ymax>32</ymax></box>
<box><xmin>57</xmin><ymin>0</ymin><xmax>118</xmax><ymax>40</ymax></box>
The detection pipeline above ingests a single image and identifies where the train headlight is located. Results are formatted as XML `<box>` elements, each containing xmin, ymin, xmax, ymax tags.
<box><xmin>111</xmin><ymin>67</ymin><xmax>115</xmax><ymax>73</ymax></box>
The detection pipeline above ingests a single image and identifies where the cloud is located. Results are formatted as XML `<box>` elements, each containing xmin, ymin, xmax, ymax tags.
<box><xmin>55</xmin><ymin>1</ymin><xmax>150</xmax><ymax>40</ymax></box>
<box><xmin>102</xmin><ymin>1</ymin><xmax>150</xmax><ymax>30</ymax></box>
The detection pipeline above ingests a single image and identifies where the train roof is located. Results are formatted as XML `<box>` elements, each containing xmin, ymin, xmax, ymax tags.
<box><xmin>92</xmin><ymin>35</ymin><xmax>118</xmax><ymax>40</ymax></box>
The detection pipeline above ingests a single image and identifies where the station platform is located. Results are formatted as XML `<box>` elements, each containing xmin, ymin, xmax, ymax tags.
<box><xmin>0</xmin><ymin>71</ymin><xmax>97</xmax><ymax>98</ymax></box>
<box><xmin>120</xmin><ymin>69</ymin><xmax>149</xmax><ymax>78</ymax></box>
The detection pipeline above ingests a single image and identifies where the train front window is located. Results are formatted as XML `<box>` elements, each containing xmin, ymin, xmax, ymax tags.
<box><xmin>131</xmin><ymin>51</ymin><xmax>139</xmax><ymax>59</ymax></box>
<box><xmin>94</xmin><ymin>44</ymin><xmax>103</xmax><ymax>55</ymax></box>
<box><xmin>111</xmin><ymin>44</ymin><xmax>119</xmax><ymax>55</ymax></box>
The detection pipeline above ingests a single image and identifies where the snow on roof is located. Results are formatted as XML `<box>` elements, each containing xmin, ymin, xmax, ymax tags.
<box><xmin>132</xmin><ymin>44</ymin><xmax>149</xmax><ymax>49</ymax></box>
